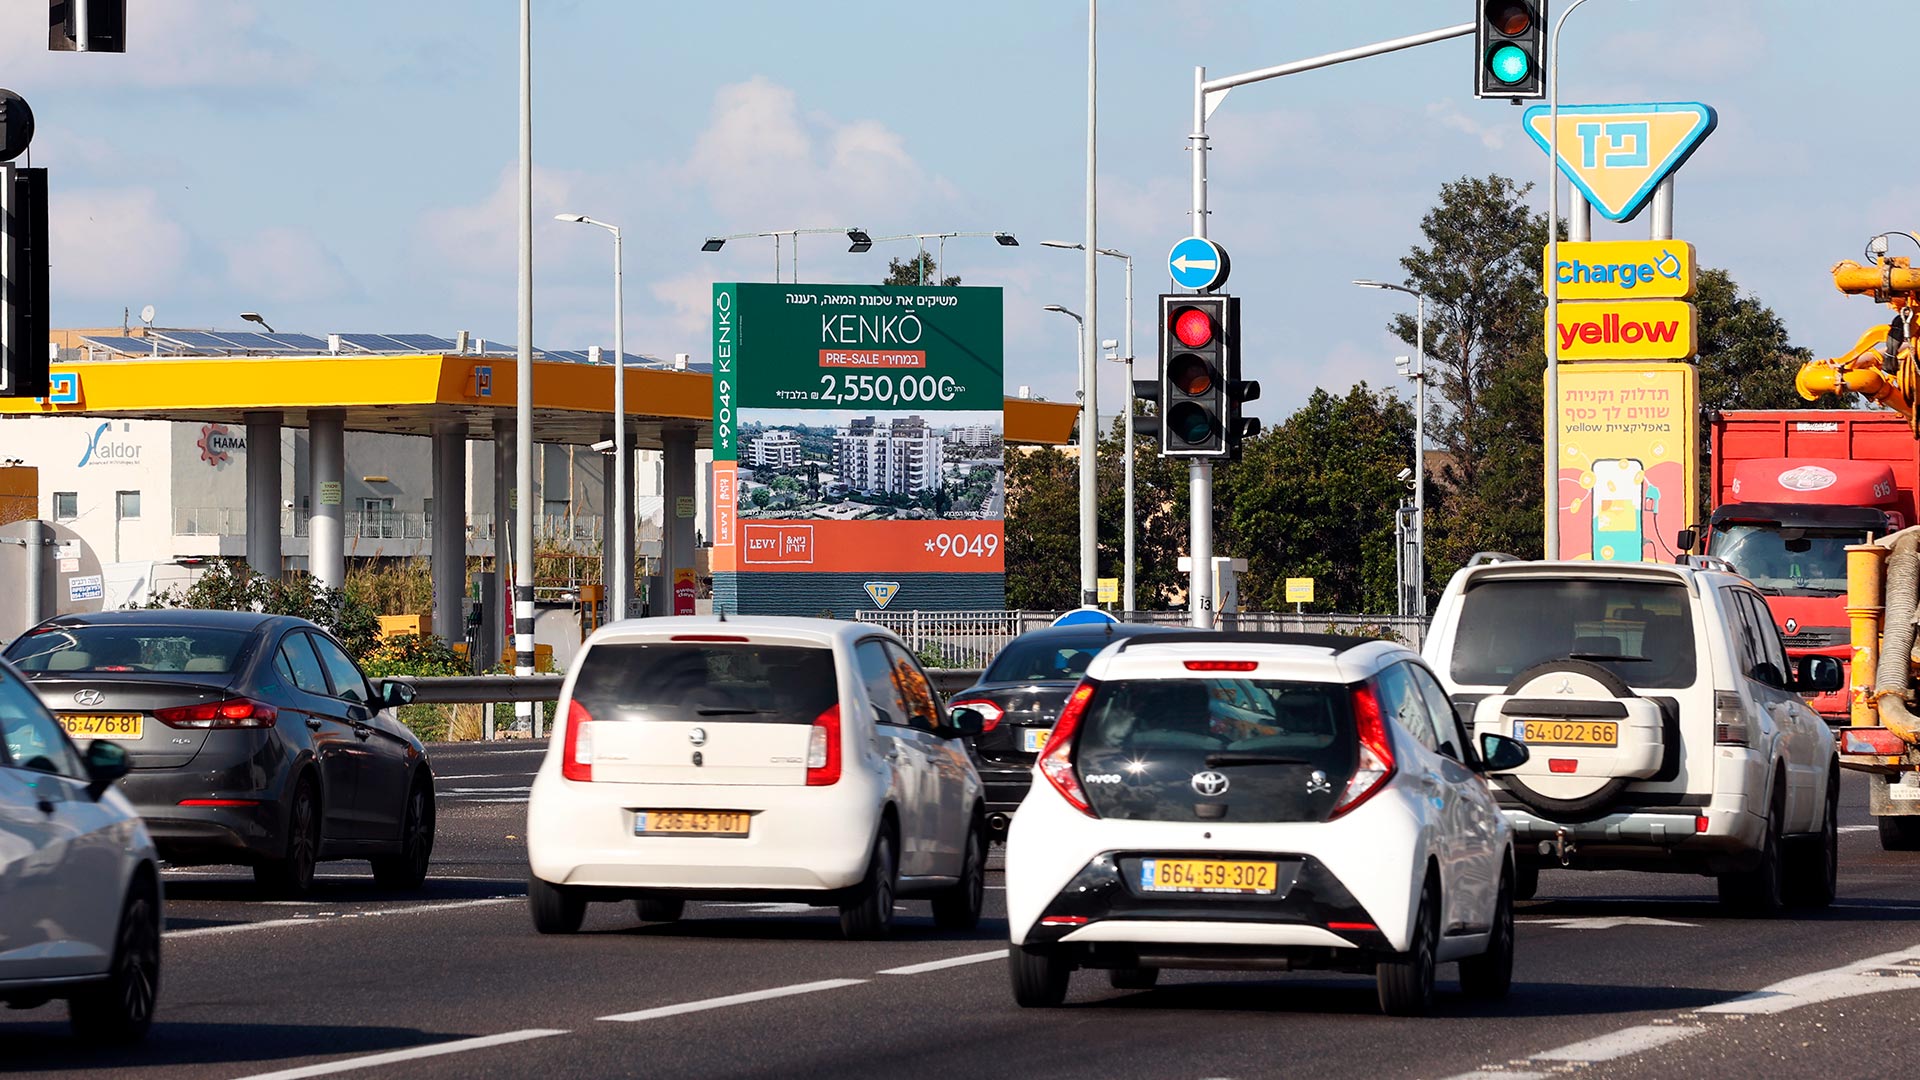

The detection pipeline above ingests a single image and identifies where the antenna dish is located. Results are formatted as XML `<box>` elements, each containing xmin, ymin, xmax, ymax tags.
<box><xmin>140</xmin><ymin>305</ymin><xmax>155</xmax><ymax>325</ymax></box>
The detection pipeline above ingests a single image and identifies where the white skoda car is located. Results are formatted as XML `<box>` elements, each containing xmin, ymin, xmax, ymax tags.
<box><xmin>1003</xmin><ymin>633</ymin><xmax>1528</xmax><ymax>1015</ymax></box>
<box><xmin>526</xmin><ymin>617</ymin><xmax>987</xmax><ymax>939</ymax></box>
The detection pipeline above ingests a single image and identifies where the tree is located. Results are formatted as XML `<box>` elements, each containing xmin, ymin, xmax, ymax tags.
<box><xmin>1003</xmin><ymin>447</ymin><xmax>1080</xmax><ymax>609</ymax></box>
<box><xmin>143</xmin><ymin>559</ymin><xmax>380</xmax><ymax>658</ymax></box>
<box><xmin>883</xmin><ymin>252</ymin><xmax>958</xmax><ymax>287</ymax></box>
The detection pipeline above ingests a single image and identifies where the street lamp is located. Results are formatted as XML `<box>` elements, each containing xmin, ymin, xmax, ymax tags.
<box><xmin>697</xmin><ymin>228</ymin><xmax>872</xmax><ymax>282</ymax></box>
<box><xmin>1043</xmin><ymin>304</ymin><xmax>1097</xmax><ymax>608</ymax></box>
<box><xmin>556</xmin><ymin>212</ymin><xmax>630</xmax><ymax>622</ymax></box>
<box><xmin>240</xmin><ymin>311</ymin><xmax>275</xmax><ymax>333</ymax></box>
<box><xmin>1354</xmin><ymin>279</ymin><xmax>1426</xmax><ymax>619</ymax></box>
<box><xmin>868</xmin><ymin>232</ymin><xmax>1019</xmax><ymax>285</ymax></box>
<box><xmin>1043</xmin><ymin>240</ymin><xmax>1135</xmax><ymax>614</ymax></box>
<box><xmin>1546</xmin><ymin>0</ymin><xmax>1597</xmax><ymax>560</ymax></box>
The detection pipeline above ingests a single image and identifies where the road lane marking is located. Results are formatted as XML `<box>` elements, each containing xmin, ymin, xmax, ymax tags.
<box><xmin>169</xmin><ymin>898</ymin><xmax>516</xmax><ymax>938</ymax></box>
<box><xmin>1523</xmin><ymin>916</ymin><xmax>1697</xmax><ymax>930</ymax></box>
<box><xmin>227</xmin><ymin>1028</ymin><xmax>567</xmax><ymax>1080</ymax></box>
<box><xmin>432</xmin><ymin>772</ymin><xmax>537</xmax><ymax>780</ymax></box>
<box><xmin>598</xmin><ymin>978</ymin><xmax>866</xmax><ymax>1022</ymax></box>
<box><xmin>878</xmin><ymin>949</ymin><xmax>1007</xmax><ymax>975</ymax></box>
<box><xmin>1840</xmin><ymin>824</ymin><xmax>1877</xmax><ymax>833</ymax></box>
<box><xmin>1530</xmin><ymin>1024</ymin><xmax>1702</xmax><ymax>1061</ymax></box>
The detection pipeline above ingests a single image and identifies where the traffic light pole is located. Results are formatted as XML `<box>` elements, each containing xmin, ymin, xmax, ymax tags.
<box><xmin>1186</xmin><ymin>22</ymin><xmax>1473</xmax><ymax>629</ymax></box>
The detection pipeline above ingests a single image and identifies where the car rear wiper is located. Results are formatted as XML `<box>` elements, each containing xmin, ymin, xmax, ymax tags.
<box><xmin>1567</xmin><ymin>653</ymin><xmax>1650</xmax><ymax>663</ymax></box>
<box><xmin>1205</xmin><ymin>751</ymin><xmax>1310</xmax><ymax>767</ymax></box>
<box><xmin>695</xmin><ymin>707</ymin><xmax>764</xmax><ymax>716</ymax></box>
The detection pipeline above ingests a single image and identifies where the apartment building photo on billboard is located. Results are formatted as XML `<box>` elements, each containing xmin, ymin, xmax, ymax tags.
<box><xmin>835</xmin><ymin>415</ymin><xmax>942</xmax><ymax>496</ymax></box>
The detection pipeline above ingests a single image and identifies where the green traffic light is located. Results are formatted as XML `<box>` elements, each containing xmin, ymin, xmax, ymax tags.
<box><xmin>1168</xmin><ymin>402</ymin><xmax>1217</xmax><ymax>445</ymax></box>
<box><xmin>1488</xmin><ymin>43</ymin><xmax>1531</xmax><ymax>84</ymax></box>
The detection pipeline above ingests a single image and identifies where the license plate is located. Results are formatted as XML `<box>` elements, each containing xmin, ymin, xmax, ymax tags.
<box><xmin>633</xmin><ymin>810</ymin><xmax>749</xmax><ymax>837</ymax></box>
<box><xmin>1513</xmin><ymin>719</ymin><xmax>1618</xmax><ymax>746</ymax></box>
<box><xmin>1020</xmin><ymin>727</ymin><xmax>1052</xmax><ymax>753</ymax></box>
<box><xmin>1138</xmin><ymin>857</ymin><xmax>1279</xmax><ymax>895</ymax></box>
<box><xmin>57</xmin><ymin>713</ymin><xmax>143</xmax><ymax>740</ymax></box>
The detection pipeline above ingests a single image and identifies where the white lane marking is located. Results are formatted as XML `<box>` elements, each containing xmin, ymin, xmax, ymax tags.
<box><xmin>1841</xmin><ymin>824</ymin><xmax>1877</xmax><ymax>833</ymax></box>
<box><xmin>444</xmin><ymin>786</ymin><xmax>533</xmax><ymax>793</ymax></box>
<box><xmin>1524</xmin><ymin>916</ymin><xmax>1697</xmax><ymax>930</ymax></box>
<box><xmin>169</xmin><ymin>898</ymin><xmax>515</xmax><ymax>938</ymax></box>
<box><xmin>1530</xmin><ymin>1024</ymin><xmax>1702</xmax><ymax>1062</ymax></box>
<box><xmin>1699</xmin><ymin>944</ymin><xmax>1920</xmax><ymax>1015</ymax></box>
<box><xmin>447</xmin><ymin>797</ymin><xmax>529</xmax><ymax>804</ymax></box>
<box><xmin>598</xmin><ymin>978</ymin><xmax>866</xmax><ymax>1023</ymax></box>
<box><xmin>431</xmin><ymin>772</ymin><xmax>536</xmax><ymax>780</ymax></box>
<box><xmin>878</xmin><ymin>949</ymin><xmax>1007</xmax><ymax>975</ymax></box>
<box><xmin>227</xmin><ymin>1028</ymin><xmax>566</xmax><ymax>1080</ymax></box>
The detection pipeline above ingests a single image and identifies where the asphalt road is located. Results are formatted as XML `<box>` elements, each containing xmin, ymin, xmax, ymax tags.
<box><xmin>6</xmin><ymin>743</ymin><xmax>1920</xmax><ymax>1080</ymax></box>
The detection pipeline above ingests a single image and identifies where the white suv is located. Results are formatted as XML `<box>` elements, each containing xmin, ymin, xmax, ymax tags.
<box><xmin>1422</xmin><ymin>556</ymin><xmax>1843</xmax><ymax>912</ymax></box>
<box><xmin>1004</xmin><ymin>633</ymin><xmax>1527</xmax><ymax>1016</ymax></box>
<box><xmin>526</xmin><ymin>616</ymin><xmax>987</xmax><ymax>939</ymax></box>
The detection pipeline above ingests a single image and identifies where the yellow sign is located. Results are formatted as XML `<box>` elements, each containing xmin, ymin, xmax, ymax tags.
<box><xmin>1545</xmin><ymin>241</ymin><xmax>1695</xmax><ymax>301</ymax></box>
<box><xmin>1548</xmin><ymin>363</ymin><xmax>1698</xmax><ymax>562</ymax></box>
<box><xmin>1549</xmin><ymin>299</ymin><xmax>1696</xmax><ymax>362</ymax></box>
<box><xmin>1524</xmin><ymin>103</ymin><xmax>1717</xmax><ymax>222</ymax></box>
<box><xmin>1097</xmin><ymin>577</ymin><xmax>1119</xmax><ymax>604</ymax></box>
<box><xmin>1284</xmin><ymin>577</ymin><xmax>1314</xmax><ymax>604</ymax></box>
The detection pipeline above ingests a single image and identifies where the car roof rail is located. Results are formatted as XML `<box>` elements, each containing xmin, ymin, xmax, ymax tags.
<box><xmin>1466</xmin><ymin>551</ymin><xmax>1524</xmax><ymax>566</ymax></box>
<box><xmin>1680</xmin><ymin>554</ymin><xmax>1736</xmax><ymax>573</ymax></box>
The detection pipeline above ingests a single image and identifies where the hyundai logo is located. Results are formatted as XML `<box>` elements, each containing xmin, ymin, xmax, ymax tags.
<box><xmin>1191</xmin><ymin>770</ymin><xmax>1230</xmax><ymax>797</ymax></box>
<box><xmin>688</xmin><ymin>727</ymin><xmax>707</xmax><ymax>747</ymax></box>
<box><xmin>73</xmin><ymin>688</ymin><xmax>105</xmax><ymax>707</ymax></box>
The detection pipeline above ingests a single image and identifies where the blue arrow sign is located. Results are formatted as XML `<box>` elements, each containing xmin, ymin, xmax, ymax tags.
<box><xmin>1052</xmin><ymin>607</ymin><xmax>1119</xmax><ymax>627</ymax></box>
<box><xmin>1168</xmin><ymin>236</ymin><xmax>1230</xmax><ymax>292</ymax></box>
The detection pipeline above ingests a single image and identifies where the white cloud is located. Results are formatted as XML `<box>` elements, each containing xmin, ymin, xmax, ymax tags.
<box><xmin>1426</xmin><ymin>100</ymin><xmax>1508</xmax><ymax>151</ymax></box>
<box><xmin>416</xmin><ymin>164</ymin><xmax>584</xmax><ymax>273</ymax></box>
<box><xmin>0</xmin><ymin>1</ymin><xmax>311</xmax><ymax>90</ymax></box>
<box><xmin>224</xmin><ymin>227</ymin><xmax>357</xmax><ymax>304</ymax></box>
<box><xmin>50</xmin><ymin>187</ymin><xmax>188</xmax><ymax>300</ymax></box>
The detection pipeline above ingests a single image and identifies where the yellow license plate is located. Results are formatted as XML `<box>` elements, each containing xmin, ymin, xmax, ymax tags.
<box><xmin>1518</xmin><ymin>719</ymin><xmax>1618</xmax><ymax>746</ymax></box>
<box><xmin>1139</xmin><ymin>857</ymin><xmax>1278</xmax><ymax>895</ymax></box>
<box><xmin>1020</xmin><ymin>727</ymin><xmax>1052</xmax><ymax>753</ymax></box>
<box><xmin>634</xmin><ymin>810</ymin><xmax>749</xmax><ymax>837</ymax></box>
<box><xmin>57</xmin><ymin>713</ymin><xmax>143</xmax><ymax>740</ymax></box>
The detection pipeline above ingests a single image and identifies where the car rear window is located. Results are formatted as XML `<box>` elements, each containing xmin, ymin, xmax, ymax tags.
<box><xmin>5</xmin><ymin>624</ymin><xmax>254</xmax><ymax>675</ymax></box>
<box><xmin>985</xmin><ymin>634</ymin><xmax>1117</xmax><ymax>682</ymax></box>
<box><xmin>571</xmin><ymin>642</ymin><xmax>838</xmax><ymax>724</ymax></box>
<box><xmin>1449</xmin><ymin>578</ymin><xmax>1696</xmax><ymax>689</ymax></box>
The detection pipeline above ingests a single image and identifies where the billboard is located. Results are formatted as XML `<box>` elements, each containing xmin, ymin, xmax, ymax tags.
<box><xmin>711</xmin><ymin>283</ymin><xmax>1005</xmax><ymax>615</ymax></box>
<box><xmin>1549</xmin><ymin>362</ymin><xmax>1698</xmax><ymax>563</ymax></box>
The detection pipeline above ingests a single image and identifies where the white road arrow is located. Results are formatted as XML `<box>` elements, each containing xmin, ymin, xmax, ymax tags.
<box><xmin>1525</xmin><ymin>915</ymin><xmax>1697</xmax><ymax>931</ymax></box>
<box><xmin>1171</xmin><ymin>254</ymin><xmax>1218</xmax><ymax>273</ymax></box>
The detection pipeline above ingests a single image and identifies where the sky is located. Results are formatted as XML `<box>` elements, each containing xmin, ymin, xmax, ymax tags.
<box><xmin>6</xmin><ymin>0</ymin><xmax>1917</xmax><ymax>427</ymax></box>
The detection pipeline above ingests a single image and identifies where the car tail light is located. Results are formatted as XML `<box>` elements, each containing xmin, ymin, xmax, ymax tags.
<box><xmin>947</xmin><ymin>698</ymin><xmax>1004</xmax><ymax>732</ymax></box>
<box><xmin>1841</xmin><ymin>727</ymin><xmax>1908</xmax><ymax>756</ymax></box>
<box><xmin>1039</xmin><ymin>915</ymin><xmax>1090</xmax><ymax>927</ymax></box>
<box><xmin>561</xmin><ymin>699</ymin><xmax>595</xmax><ymax>782</ymax></box>
<box><xmin>152</xmin><ymin>698</ymin><xmax>279</xmax><ymax>729</ymax></box>
<box><xmin>807</xmin><ymin>704</ymin><xmax>842</xmax><ymax>786</ymax></box>
<box><xmin>1183</xmin><ymin>660</ymin><xmax>1257</xmax><ymax>672</ymax></box>
<box><xmin>1330</xmin><ymin>681</ymin><xmax>1396</xmax><ymax>819</ymax></box>
<box><xmin>178</xmin><ymin>798</ymin><xmax>262</xmax><ymax>807</ymax></box>
<box><xmin>1037</xmin><ymin>680</ymin><xmax>1098</xmax><ymax>816</ymax></box>
<box><xmin>1327</xmin><ymin>921</ymin><xmax>1378</xmax><ymax>932</ymax></box>
<box><xmin>670</xmin><ymin>635</ymin><xmax>749</xmax><ymax>642</ymax></box>
<box><xmin>1695</xmin><ymin>815</ymin><xmax>1710</xmax><ymax>833</ymax></box>
<box><xmin>1548</xmin><ymin>758</ymin><xmax>1578</xmax><ymax>774</ymax></box>
<box><xmin>1713</xmin><ymin>690</ymin><xmax>1749</xmax><ymax>746</ymax></box>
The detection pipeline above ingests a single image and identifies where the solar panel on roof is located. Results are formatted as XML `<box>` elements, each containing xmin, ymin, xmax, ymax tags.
<box><xmin>384</xmin><ymin>334</ymin><xmax>457</xmax><ymax>352</ymax></box>
<box><xmin>267</xmin><ymin>334</ymin><xmax>330</xmax><ymax>351</ymax></box>
<box><xmin>157</xmin><ymin>331</ymin><xmax>247</xmax><ymax>351</ymax></box>
<box><xmin>335</xmin><ymin>334</ymin><xmax>412</xmax><ymax>352</ymax></box>
<box><xmin>79</xmin><ymin>336</ymin><xmax>167</xmax><ymax>355</ymax></box>
<box><xmin>215</xmin><ymin>332</ymin><xmax>287</xmax><ymax>350</ymax></box>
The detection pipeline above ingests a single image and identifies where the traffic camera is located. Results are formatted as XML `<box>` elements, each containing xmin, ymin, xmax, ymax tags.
<box><xmin>1475</xmin><ymin>0</ymin><xmax>1546</xmax><ymax>100</ymax></box>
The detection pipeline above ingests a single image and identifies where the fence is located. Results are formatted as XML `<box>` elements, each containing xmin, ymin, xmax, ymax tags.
<box><xmin>855</xmin><ymin>609</ymin><xmax>1431</xmax><ymax>667</ymax></box>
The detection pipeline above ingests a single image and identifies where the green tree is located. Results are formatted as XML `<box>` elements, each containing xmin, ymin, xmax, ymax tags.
<box><xmin>1003</xmin><ymin>446</ymin><xmax>1080</xmax><ymax>609</ymax></box>
<box><xmin>883</xmin><ymin>252</ymin><xmax>959</xmax><ymax>287</ymax></box>
<box><xmin>143</xmin><ymin>559</ymin><xmax>380</xmax><ymax>658</ymax></box>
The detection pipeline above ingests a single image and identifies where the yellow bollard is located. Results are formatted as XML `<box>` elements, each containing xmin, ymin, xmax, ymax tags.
<box><xmin>1848</xmin><ymin>543</ymin><xmax>1888</xmax><ymax>726</ymax></box>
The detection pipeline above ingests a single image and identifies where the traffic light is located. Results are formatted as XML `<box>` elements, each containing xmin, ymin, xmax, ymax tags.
<box><xmin>1159</xmin><ymin>295</ymin><xmax>1240</xmax><ymax>457</ymax></box>
<box><xmin>1</xmin><ymin>168</ymin><xmax>50</xmax><ymax>398</ymax></box>
<box><xmin>1224</xmin><ymin>328</ymin><xmax>1261</xmax><ymax>461</ymax></box>
<box><xmin>48</xmin><ymin>1</ymin><xmax>126</xmax><ymax>53</ymax></box>
<box><xmin>1475</xmin><ymin>0</ymin><xmax>1546</xmax><ymax>100</ymax></box>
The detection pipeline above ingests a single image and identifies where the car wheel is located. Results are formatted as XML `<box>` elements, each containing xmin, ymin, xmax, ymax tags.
<box><xmin>1108</xmin><ymin>966</ymin><xmax>1159</xmax><ymax>991</ymax></box>
<box><xmin>634</xmin><ymin>897</ymin><xmax>686</xmax><ymax>923</ymax></box>
<box><xmin>1785</xmin><ymin>770</ymin><xmax>1839</xmax><ymax>909</ymax></box>
<box><xmin>69</xmin><ymin>877</ymin><xmax>160</xmax><ymax>1044</ymax></box>
<box><xmin>1718</xmin><ymin>785</ymin><xmax>1786</xmax><ymax>915</ymax></box>
<box><xmin>529</xmin><ymin>874</ymin><xmax>587</xmax><ymax>934</ymax></box>
<box><xmin>839</xmin><ymin>831</ymin><xmax>897</xmax><ymax>940</ymax></box>
<box><xmin>1009</xmin><ymin>943</ymin><xmax>1072</xmax><ymax>1007</ymax></box>
<box><xmin>1879</xmin><ymin>813</ymin><xmax>1920</xmax><ymax>851</ymax></box>
<box><xmin>930</xmin><ymin>821</ymin><xmax>985</xmax><ymax>931</ymax></box>
<box><xmin>254</xmin><ymin>776</ymin><xmax>320</xmax><ymax>898</ymax></box>
<box><xmin>1459</xmin><ymin>867</ymin><xmax>1515</xmax><ymax>1001</ymax></box>
<box><xmin>1513</xmin><ymin>862</ymin><xmax>1540</xmax><ymax>902</ymax></box>
<box><xmin>1377</xmin><ymin>875</ymin><xmax>1439</xmax><ymax>1017</ymax></box>
<box><xmin>371</xmin><ymin>778</ymin><xmax>434</xmax><ymax>890</ymax></box>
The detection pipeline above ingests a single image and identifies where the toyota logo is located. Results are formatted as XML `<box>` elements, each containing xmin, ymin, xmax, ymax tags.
<box><xmin>73</xmin><ymin>688</ymin><xmax>104</xmax><ymax>707</ymax></box>
<box><xmin>688</xmin><ymin>727</ymin><xmax>707</xmax><ymax>747</ymax></box>
<box><xmin>1191</xmin><ymin>771</ymin><xmax>1230</xmax><ymax>797</ymax></box>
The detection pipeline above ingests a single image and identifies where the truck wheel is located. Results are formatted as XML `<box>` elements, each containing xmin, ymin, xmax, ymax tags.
<box><xmin>1879</xmin><ymin>814</ymin><xmax>1920</xmax><ymax>852</ymax></box>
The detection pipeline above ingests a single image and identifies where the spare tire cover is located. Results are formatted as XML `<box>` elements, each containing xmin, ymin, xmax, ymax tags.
<box><xmin>1472</xmin><ymin>659</ymin><xmax>1667</xmax><ymax>822</ymax></box>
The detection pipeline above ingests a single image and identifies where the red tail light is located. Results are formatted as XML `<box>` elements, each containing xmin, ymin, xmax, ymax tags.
<box><xmin>806</xmin><ymin>704</ymin><xmax>842</xmax><ymax>786</ymax></box>
<box><xmin>178</xmin><ymin>798</ymin><xmax>262</xmax><ymax>807</ymax></box>
<box><xmin>1183</xmin><ymin>660</ymin><xmax>1258</xmax><ymax>672</ymax></box>
<box><xmin>1548</xmin><ymin>758</ymin><xmax>1578</xmax><ymax>774</ymax></box>
<box><xmin>1037</xmin><ymin>680</ymin><xmax>1098</xmax><ymax>816</ymax></box>
<box><xmin>947</xmin><ymin>698</ymin><xmax>1004</xmax><ymax>732</ymax></box>
<box><xmin>153</xmin><ymin>697</ymin><xmax>278</xmax><ymax>729</ymax></box>
<box><xmin>561</xmin><ymin>699</ymin><xmax>595</xmax><ymax>782</ymax></box>
<box><xmin>1330</xmin><ymin>682</ymin><xmax>1395</xmax><ymax>819</ymax></box>
<box><xmin>670</xmin><ymin>634</ymin><xmax>749</xmax><ymax>642</ymax></box>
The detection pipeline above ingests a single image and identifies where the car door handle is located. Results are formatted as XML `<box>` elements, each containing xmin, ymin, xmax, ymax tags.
<box><xmin>305</xmin><ymin>717</ymin><xmax>323</xmax><ymax>731</ymax></box>
<box><xmin>353</xmin><ymin>725</ymin><xmax>373</xmax><ymax>741</ymax></box>
<box><xmin>36</xmin><ymin>797</ymin><xmax>54</xmax><ymax>816</ymax></box>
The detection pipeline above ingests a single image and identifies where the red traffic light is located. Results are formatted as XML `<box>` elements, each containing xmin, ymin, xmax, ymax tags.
<box><xmin>1171</xmin><ymin>307</ymin><xmax>1214</xmax><ymax>348</ymax></box>
<box><xmin>1485</xmin><ymin>0</ymin><xmax>1533</xmax><ymax>36</ymax></box>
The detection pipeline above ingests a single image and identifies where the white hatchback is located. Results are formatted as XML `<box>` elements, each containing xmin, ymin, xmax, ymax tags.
<box><xmin>1004</xmin><ymin>633</ymin><xmax>1527</xmax><ymax>1016</ymax></box>
<box><xmin>526</xmin><ymin>616</ymin><xmax>988</xmax><ymax>939</ymax></box>
<box><xmin>0</xmin><ymin>657</ymin><xmax>162</xmax><ymax>1043</ymax></box>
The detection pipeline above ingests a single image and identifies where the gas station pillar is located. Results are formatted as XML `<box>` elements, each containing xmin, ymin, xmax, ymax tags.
<box><xmin>431</xmin><ymin>422</ymin><xmax>466</xmax><ymax>648</ymax></box>
<box><xmin>308</xmin><ymin>409</ymin><xmax>346</xmax><ymax>590</ymax></box>
<box><xmin>244</xmin><ymin>410</ymin><xmax>283</xmax><ymax>579</ymax></box>
<box><xmin>660</xmin><ymin>427</ymin><xmax>696</xmax><ymax>615</ymax></box>
<box><xmin>490</xmin><ymin>414</ymin><xmax>517</xmax><ymax>662</ymax></box>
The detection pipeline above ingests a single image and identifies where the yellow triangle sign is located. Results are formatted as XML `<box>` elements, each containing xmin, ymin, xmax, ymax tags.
<box><xmin>1524</xmin><ymin>103</ymin><xmax>1717</xmax><ymax>222</ymax></box>
<box><xmin>863</xmin><ymin>581</ymin><xmax>900</xmax><ymax>610</ymax></box>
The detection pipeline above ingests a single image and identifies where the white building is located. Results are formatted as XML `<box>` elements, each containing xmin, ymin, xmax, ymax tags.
<box><xmin>834</xmin><ymin>416</ymin><xmax>944</xmax><ymax>496</ymax></box>
<box><xmin>748</xmin><ymin>429</ymin><xmax>804</xmax><ymax>469</ymax></box>
<box><xmin>946</xmin><ymin>423</ymin><xmax>999</xmax><ymax>449</ymax></box>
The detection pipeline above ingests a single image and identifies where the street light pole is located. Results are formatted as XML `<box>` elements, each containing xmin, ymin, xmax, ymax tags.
<box><xmin>1043</xmin><ymin>304</ymin><xmax>1090</xmax><ymax>594</ymax></box>
<box><xmin>1081</xmin><ymin>0</ymin><xmax>1100</xmax><ymax>610</ymax></box>
<box><xmin>514</xmin><ymin>0</ymin><xmax>536</xmax><ymax>730</ymax></box>
<box><xmin>556</xmin><ymin>213</ymin><xmax>628</xmax><ymax>621</ymax></box>
<box><xmin>1043</xmin><ymin>240</ymin><xmax>1134</xmax><ymax>613</ymax></box>
<box><xmin>1355</xmin><ymin>278</ymin><xmax>1427</xmax><ymax>617</ymax></box>
<box><xmin>1546</xmin><ymin>0</ymin><xmax>1595</xmax><ymax>561</ymax></box>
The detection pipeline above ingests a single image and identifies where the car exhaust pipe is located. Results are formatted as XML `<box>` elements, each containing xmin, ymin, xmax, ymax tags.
<box><xmin>987</xmin><ymin>812</ymin><xmax>1011</xmax><ymax>838</ymax></box>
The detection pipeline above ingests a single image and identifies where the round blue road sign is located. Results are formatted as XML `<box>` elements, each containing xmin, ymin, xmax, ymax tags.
<box><xmin>1167</xmin><ymin>236</ymin><xmax>1229</xmax><ymax>292</ymax></box>
<box><xmin>1052</xmin><ymin>608</ymin><xmax>1120</xmax><ymax>627</ymax></box>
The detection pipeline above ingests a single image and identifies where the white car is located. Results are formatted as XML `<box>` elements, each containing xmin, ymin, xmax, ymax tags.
<box><xmin>1422</xmin><ymin>555</ymin><xmax>1844</xmax><ymax>911</ymax></box>
<box><xmin>1003</xmin><ymin>633</ymin><xmax>1527</xmax><ymax>1016</ymax></box>
<box><xmin>526</xmin><ymin>616</ymin><xmax>988</xmax><ymax>939</ymax></box>
<box><xmin>0</xmin><ymin>657</ymin><xmax>162</xmax><ymax>1043</ymax></box>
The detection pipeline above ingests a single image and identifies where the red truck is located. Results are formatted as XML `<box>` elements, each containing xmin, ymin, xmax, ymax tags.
<box><xmin>1705</xmin><ymin>410</ymin><xmax>1917</xmax><ymax>718</ymax></box>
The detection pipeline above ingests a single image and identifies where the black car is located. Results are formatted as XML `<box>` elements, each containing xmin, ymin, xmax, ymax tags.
<box><xmin>952</xmin><ymin>622</ymin><xmax>1187</xmax><ymax>839</ymax></box>
<box><xmin>3</xmin><ymin>610</ymin><xmax>434</xmax><ymax>896</ymax></box>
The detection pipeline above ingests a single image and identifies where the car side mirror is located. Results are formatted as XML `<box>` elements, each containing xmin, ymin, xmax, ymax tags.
<box><xmin>380</xmin><ymin>679</ymin><xmax>417</xmax><ymax>708</ymax></box>
<box><xmin>947</xmin><ymin>706</ymin><xmax>986</xmax><ymax>738</ymax></box>
<box><xmin>1476</xmin><ymin>733</ymin><xmax>1530</xmax><ymax>774</ymax></box>
<box><xmin>1795</xmin><ymin>655</ymin><xmax>1844</xmax><ymax>694</ymax></box>
<box><xmin>85</xmin><ymin>740</ymin><xmax>130</xmax><ymax>798</ymax></box>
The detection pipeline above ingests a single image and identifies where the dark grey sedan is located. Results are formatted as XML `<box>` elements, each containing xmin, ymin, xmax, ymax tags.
<box><xmin>3</xmin><ymin>610</ymin><xmax>434</xmax><ymax>896</ymax></box>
